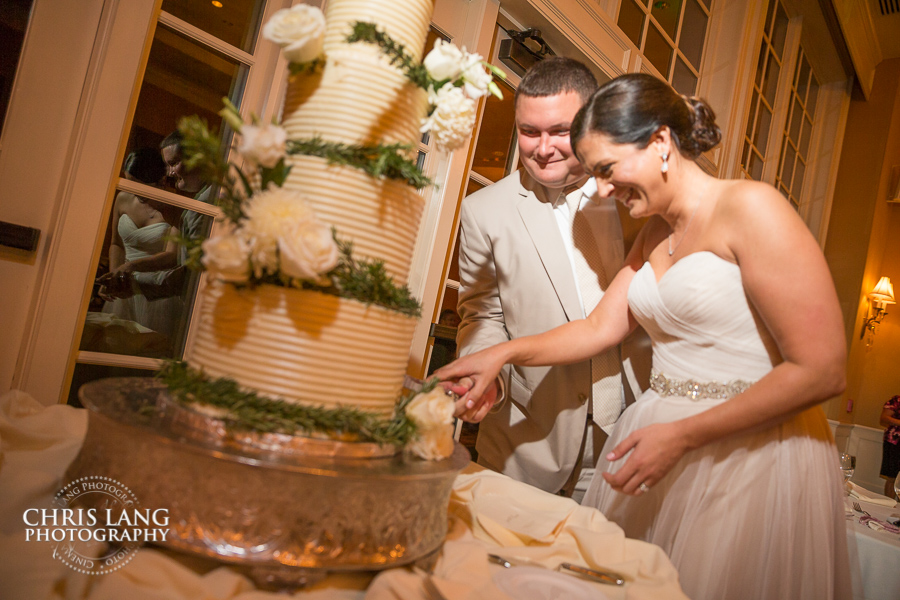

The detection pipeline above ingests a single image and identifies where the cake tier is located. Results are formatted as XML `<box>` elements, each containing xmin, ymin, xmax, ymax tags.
<box><xmin>283</xmin><ymin>156</ymin><xmax>424</xmax><ymax>284</ymax></box>
<box><xmin>282</xmin><ymin>46</ymin><xmax>428</xmax><ymax>147</ymax></box>
<box><xmin>187</xmin><ymin>282</ymin><xmax>417</xmax><ymax>415</ymax></box>
<box><xmin>323</xmin><ymin>0</ymin><xmax>434</xmax><ymax>60</ymax></box>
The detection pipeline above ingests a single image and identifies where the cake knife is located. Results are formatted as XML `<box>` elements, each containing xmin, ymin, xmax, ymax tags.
<box><xmin>403</xmin><ymin>375</ymin><xmax>460</xmax><ymax>401</ymax></box>
<box><xmin>488</xmin><ymin>554</ymin><xmax>626</xmax><ymax>586</ymax></box>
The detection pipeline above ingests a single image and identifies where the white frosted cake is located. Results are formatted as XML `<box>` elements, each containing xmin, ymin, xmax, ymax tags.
<box><xmin>177</xmin><ymin>0</ymin><xmax>497</xmax><ymax>443</ymax></box>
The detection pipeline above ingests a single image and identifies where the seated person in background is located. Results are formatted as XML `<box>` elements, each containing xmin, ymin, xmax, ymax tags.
<box><xmin>880</xmin><ymin>394</ymin><xmax>900</xmax><ymax>499</ymax></box>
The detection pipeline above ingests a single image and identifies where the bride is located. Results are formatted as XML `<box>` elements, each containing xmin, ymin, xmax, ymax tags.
<box><xmin>436</xmin><ymin>73</ymin><xmax>852</xmax><ymax>599</ymax></box>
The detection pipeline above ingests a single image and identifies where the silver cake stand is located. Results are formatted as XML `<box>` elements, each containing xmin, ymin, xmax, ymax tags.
<box><xmin>66</xmin><ymin>377</ymin><xmax>470</xmax><ymax>587</ymax></box>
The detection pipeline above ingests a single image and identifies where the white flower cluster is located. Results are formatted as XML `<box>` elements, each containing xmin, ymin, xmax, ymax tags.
<box><xmin>421</xmin><ymin>85</ymin><xmax>477</xmax><ymax>153</ymax></box>
<box><xmin>405</xmin><ymin>386</ymin><xmax>456</xmax><ymax>460</ymax></box>
<box><xmin>262</xmin><ymin>5</ymin><xmax>326</xmax><ymax>64</ymax></box>
<box><xmin>202</xmin><ymin>185</ymin><xmax>339</xmax><ymax>285</ymax></box>
<box><xmin>421</xmin><ymin>40</ymin><xmax>499</xmax><ymax>152</ymax></box>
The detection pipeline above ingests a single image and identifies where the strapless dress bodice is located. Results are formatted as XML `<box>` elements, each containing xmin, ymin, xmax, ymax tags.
<box><xmin>119</xmin><ymin>214</ymin><xmax>170</xmax><ymax>262</ymax></box>
<box><xmin>628</xmin><ymin>251</ymin><xmax>777</xmax><ymax>385</ymax></box>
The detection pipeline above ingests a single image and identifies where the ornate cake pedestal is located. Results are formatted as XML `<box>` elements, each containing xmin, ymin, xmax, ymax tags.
<box><xmin>65</xmin><ymin>378</ymin><xmax>469</xmax><ymax>587</ymax></box>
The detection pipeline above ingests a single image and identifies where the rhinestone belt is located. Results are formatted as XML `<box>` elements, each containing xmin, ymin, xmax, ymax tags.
<box><xmin>649</xmin><ymin>369</ymin><xmax>754</xmax><ymax>401</ymax></box>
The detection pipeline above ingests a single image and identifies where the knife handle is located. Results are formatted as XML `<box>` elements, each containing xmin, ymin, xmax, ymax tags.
<box><xmin>559</xmin><ymin>562</ymin><xmax>626</xmax><ymax>586</ymax></box>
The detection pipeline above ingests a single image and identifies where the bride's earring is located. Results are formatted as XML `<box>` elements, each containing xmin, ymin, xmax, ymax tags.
<box><xmin>660</xmin><ymin>152</ymin><xmax>669</xmax><ymax>174</ymax></box>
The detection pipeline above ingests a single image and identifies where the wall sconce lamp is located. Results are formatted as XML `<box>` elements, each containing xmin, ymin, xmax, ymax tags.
<box><xmin>860</xmin><ymin>276</ymin><xmax>895</xmax><ymax>338</ymax></box>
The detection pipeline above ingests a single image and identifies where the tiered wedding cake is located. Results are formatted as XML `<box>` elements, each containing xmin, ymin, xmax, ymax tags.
<box><xmin>69</xmin><ymin>0</ymin><xmax>503</xmax><ymax>574</ymax></box>
<box><xmin>170</xmin><ymin>0</ymin><xmax>501</xmax><ymax>452</ymax></box>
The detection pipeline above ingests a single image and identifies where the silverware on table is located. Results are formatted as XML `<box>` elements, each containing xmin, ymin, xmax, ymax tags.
<box><xmin>853</xmin><ymin>501</ymin><xmax>871</xmax><ymax>517</ymax></box>
<box><xmin>488</xmin><ymin>553</ymin><xmax>626</xmax><ymax>586</ymax></box>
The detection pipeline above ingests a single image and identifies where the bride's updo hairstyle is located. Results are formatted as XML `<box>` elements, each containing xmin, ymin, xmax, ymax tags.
<box><xmin>571</xmin><ymin>73</ymin><xmax>721</xmax><ymax>160</ymax></box>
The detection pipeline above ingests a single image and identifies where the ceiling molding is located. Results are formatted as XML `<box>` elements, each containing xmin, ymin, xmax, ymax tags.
<box><xmin>829</xmin><ymin>0</ymin><xmax>883</xmax><ymax>98</ymax></box>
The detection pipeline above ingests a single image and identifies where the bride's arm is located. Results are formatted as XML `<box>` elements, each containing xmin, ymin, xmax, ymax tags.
<box><xmin>603</xmin><ymin>181</ymin><xmax>846</xmax><ymax>495</ymax></box>
<box><xmin>436</xmin><ymin>223</ymin><xmax>652</xmax><ymax>419</ymax></box>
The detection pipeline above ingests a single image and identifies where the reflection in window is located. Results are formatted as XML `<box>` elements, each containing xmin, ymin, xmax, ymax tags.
<box><xmin>618</xmin><ymin>0</ymin><xmax>645</xmax><ymax>48</ymax></box>
<box><xmin>161</xmin><ymin>0</ymin><xmax>265</xmax><ymax>53</ymax></box>
<box><xmin>80</xmin><ymin>16</ymin><xmax>249</xmax><ymax>361</ymax></box>
<box><xmin>80</xmin><ymin>183</ymin><xmax>213</xmax><ymax>359</ymax></box>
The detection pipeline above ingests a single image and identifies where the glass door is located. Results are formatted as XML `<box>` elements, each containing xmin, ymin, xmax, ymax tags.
<box><xmin>69</xmin><ymin>0</ymin><xmax>281</xmax><ymax>403</ymax></box>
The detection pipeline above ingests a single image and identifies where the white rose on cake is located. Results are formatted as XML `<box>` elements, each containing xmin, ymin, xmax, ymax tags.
<box><xmin>408</xmin><ymin>427</ymin><xmax>454</xmax><ymax>461</ymax></box>
<box><xmin>201</xmin><ymin>228</ymin><xmax>251</xmax><ymax>283</ymax></box>
<box><xmin>238</xmin><ymin>123</ymin><xmax>287</xmax><ymax>168</ymax></box>
<box><xmin>406</xmin><ymin>386</ymin><xmax>455</xmax><ymax>460</ymax></box>
<box><xmin>406</xmin><ymin>386</ymin><xmax>455</xmax><ymax>427</ymax></box>
<box><xmin>279</xmin><ymin>218</ymin><xmax>340</xmax><ymax>284</ymax></box>
<box><xmin>263</xmin><ymin>5</ymin><xmax>325</xmax><ymax>64</ymax></box>
<box><xmin>241</xmin><ymin>185</ymin><xmax>315</xmax><ymax>277</ymax></box>
<box><xmin>460</xmin><ymin>52</ymin><xmax>493</xmax><ymax>99</ymax></box>
<box><xmin>421</xmin><ymin>84</ymin><xmax>477</xmax><ymax>152</ymax></box>
<box><xmin>423</xmin><ymin>39</ymin><xmax>464</xmax><ymax>82</ymax></box>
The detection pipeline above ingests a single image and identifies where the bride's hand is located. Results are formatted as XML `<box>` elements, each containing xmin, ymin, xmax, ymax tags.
<box><xmin>601</xmin><ymin>422</ymin><xmax>689</xmax><ymax>495</ymax></box>
<box><xmin>434</xmin><ymin>346</ymin><xmax>507</xmax><ymax>418</ymax></box>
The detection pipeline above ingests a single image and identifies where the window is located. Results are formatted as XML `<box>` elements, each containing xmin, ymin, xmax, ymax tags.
<box><xmin>739</xmin><ymin>1</ymin><xmax>821</xmax><ymax>216</ymax></box>
<box><xmin>617</xmin><ymin>0</ymin><xmax>713</xmax><ymax>95</ymax></box>
<box><xmin>72</xmin><ymin>0</ymin><xmax>274</xmax><ymax>401</ymax></box>
<box><xmin>775</xmin><ymin>46</ymin><xmax>819</xmax><ymax>211</ymax></box>
<box><xmin>740</xmin><ymin>0</ymin><xmax>789</xmax><ymax>181</ymax></box>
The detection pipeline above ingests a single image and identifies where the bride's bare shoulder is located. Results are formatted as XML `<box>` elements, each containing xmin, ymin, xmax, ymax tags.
<box><xmin>714</xmin><ymin>179</ymin><xmax>793</xmax><ymax>221</ymax></box>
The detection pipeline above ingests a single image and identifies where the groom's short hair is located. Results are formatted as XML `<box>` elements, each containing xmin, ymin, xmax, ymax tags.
<box><xmin>515</xmin><ymin>57</ymin><xmax>599</xmax><ymax>106</ymax></box>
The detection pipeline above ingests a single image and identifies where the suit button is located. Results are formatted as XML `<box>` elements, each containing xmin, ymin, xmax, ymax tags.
<box><xmin>578</xmin><ymin>393</ymin><xmax>588</xmax><ymax>403</ymax></box>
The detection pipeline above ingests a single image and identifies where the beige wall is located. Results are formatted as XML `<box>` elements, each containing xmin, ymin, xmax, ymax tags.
<box><xmin>824</xmin><ymin>58</ymin><xmax>900</xmax><ymax>427</ymax></box>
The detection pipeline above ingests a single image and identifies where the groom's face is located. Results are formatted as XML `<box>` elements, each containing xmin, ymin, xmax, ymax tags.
<box><xmin>515</xmin><ymin>91</ymin><xmax>586</xmax><ymax>189</ymax></box>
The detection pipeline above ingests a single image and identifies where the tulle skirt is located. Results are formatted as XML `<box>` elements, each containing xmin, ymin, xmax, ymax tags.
<box><xmin>582</xmin><ymin>391</ymin><xmax>854</xmax><ymax>600</ymax></box>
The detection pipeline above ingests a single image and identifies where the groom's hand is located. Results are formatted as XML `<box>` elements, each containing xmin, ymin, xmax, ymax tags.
<box><xmin>447</xmin><ymin>377</ymin><xmax>498</xmax><ymax>423</ymax></box>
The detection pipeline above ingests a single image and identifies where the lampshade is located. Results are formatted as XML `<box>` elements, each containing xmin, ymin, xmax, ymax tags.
<box><xmin>870</xmin><ymin>276</ymin><xmax>895</xmax><ymax>304</ymax></box>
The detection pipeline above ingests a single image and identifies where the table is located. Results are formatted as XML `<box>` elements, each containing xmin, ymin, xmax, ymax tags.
<box><xmin>845</xmin><ymin>494</ymin><xmax>900</xmax><ymax>600</ymax></box>
<box><xmin>0</xmin><ymin>389</ymin><xmax>689</xmax><ymax>600</ymax></box>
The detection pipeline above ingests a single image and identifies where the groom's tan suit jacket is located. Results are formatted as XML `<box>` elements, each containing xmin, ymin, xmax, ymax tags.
<box><xmin>457</xmin><ymin>169</ymin><xmax>646</xmax><ymax>494</ymax></box>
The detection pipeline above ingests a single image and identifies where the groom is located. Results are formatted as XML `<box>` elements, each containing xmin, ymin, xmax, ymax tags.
<box><xmin>451</xmin><ymin>57</ymin><xmax>647</xmax><ymax>501</ymax></box>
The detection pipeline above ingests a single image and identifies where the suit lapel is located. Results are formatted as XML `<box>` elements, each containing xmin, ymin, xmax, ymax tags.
<box><xmin>515</xmin><ymin>176</ymin><xmax>582</xmax><ymax>322</ymax></box>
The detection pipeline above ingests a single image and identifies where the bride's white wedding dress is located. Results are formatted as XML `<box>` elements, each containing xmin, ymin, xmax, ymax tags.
<box><xmin>103</xmin><ymin>214</ymin><xmax>182</xmax><ymax>345</ymax></box>
<box><xmin>583</xmin><ymin>251</ymin><xmax>852</xmax><ymax>600</ymax></box>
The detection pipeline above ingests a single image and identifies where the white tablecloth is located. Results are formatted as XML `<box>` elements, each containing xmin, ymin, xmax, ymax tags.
<box><xmin>845</xmin><ymin>493</ymin><xmax>900</xmax><ymax>600</ymax></box>
<box><xmin>0</xmin><ymin>389</ymin><xmax>689</xmax><ymax>600</ymax></box>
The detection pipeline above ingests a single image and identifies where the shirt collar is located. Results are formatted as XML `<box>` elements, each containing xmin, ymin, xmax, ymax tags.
<box><xmin>550</xmin><ymin>176</ymin><xmax>596</xmax><ymax>208</ymax></box>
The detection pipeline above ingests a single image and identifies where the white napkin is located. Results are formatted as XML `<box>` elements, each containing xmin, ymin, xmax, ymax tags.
<box><xmin>848</xmin><ymin>482</ymin><xmax>898</xmax><ymax>507</ymax></box>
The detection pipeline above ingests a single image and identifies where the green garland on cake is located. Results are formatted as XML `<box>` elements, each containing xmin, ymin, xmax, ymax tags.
<box><xmin>176</xmin><ymin>113</ymin><xmax>421</xmax><ymax>317</ymax></box>
<box><xmin>346</xmin><ymin>22</ymin><xmax>432</xmax><ymax>90</ymax></box>
<box><xmin>286</xmin><ymin>137</ymin><xmax>431</xmax><ymax>190</ymax></box>
<box><xmin>158</xmin><ymin>361</ymin><xmax>431</xmax><ymax>445</ymax></box>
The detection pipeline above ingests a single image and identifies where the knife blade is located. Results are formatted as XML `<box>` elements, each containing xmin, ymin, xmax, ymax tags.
<box><xmin>403</xmin><ymin>375</ymin><xmax>460</xmax><ymax>401</ymax></box>
<box><xmin>488</xmin><ymin>554</ymin><xmax>626</xmax><ymax>586</ymax></box>
<box><xmin>403</xmin><ymin>375</ymin><xmax>425</xmax><ymax>392</ymax></box>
